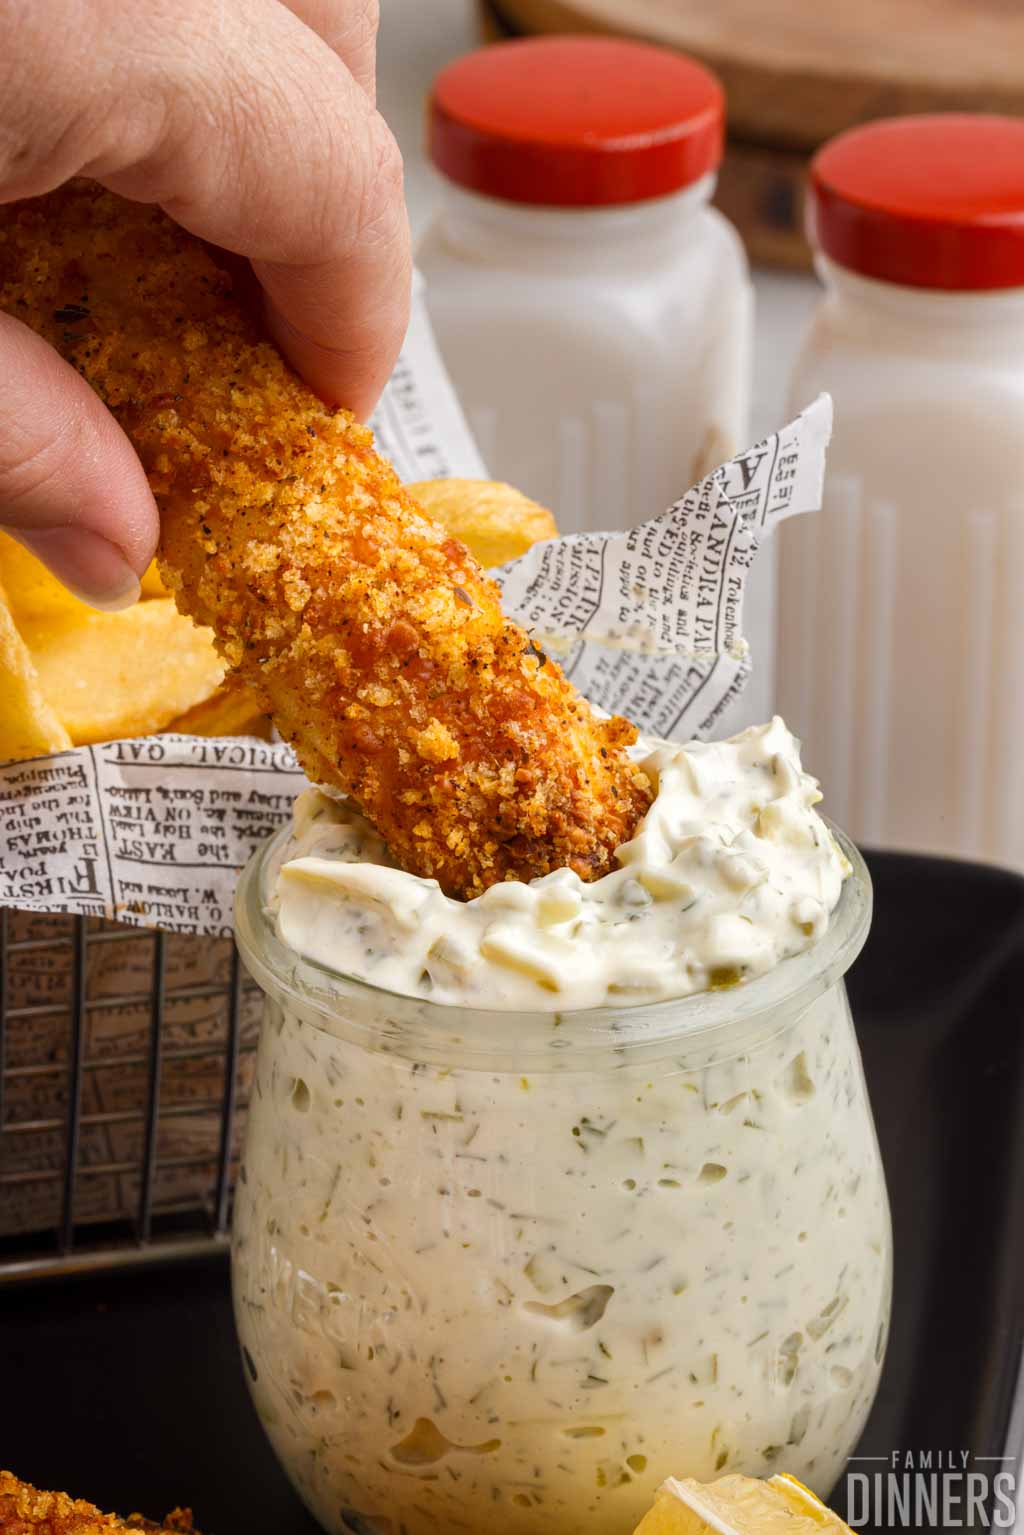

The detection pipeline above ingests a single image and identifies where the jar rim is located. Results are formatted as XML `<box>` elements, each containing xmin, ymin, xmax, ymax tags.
<box><xmin>234</xmin><ymin>822</ymin><xmax>872</xmax><ymax>1069</ymax></box>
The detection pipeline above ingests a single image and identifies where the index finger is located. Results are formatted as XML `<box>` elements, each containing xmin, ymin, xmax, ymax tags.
<box><xmin>96</xmin><ymin>0</ymin><xmax>411</xmax><ymax>416</ymax></box>
<box><xmin>278</xmin><ymin>0</ymin><xmax>380</xmax><ymax>102</ymax></box>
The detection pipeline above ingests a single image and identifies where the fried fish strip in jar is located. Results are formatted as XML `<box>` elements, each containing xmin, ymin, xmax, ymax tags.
<box><xmin>0</xmin><ymin>182</ymin><xmax>652</xmax><ymax>896</ymax></box>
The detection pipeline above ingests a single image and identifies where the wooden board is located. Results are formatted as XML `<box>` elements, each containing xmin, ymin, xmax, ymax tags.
<box><xmin>714</xmin><ymin>140</ymin><xmax>809</xmax><ymax>270</ymax></box>
<box><xmin>490</xmin><ymin>0</ymin><xmax>1024</xmax><ymax>149</ymax></box>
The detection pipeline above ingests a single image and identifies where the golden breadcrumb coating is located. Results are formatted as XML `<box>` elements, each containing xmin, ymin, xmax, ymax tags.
<box><xmin>0</xmin><ymin>181</ymin><xmax>651</xmax><ymax>896</ymax></box>
<box><xmin>0</xmin><ymin>1472</ymin><xmax>196</xmax><ymax>1535</ymax></box>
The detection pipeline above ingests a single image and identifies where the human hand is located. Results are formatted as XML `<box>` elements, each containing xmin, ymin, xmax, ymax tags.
<box><xmin>0</xmin><ymin>0</ymin><xmax>410</xmax><ymax>608</ymax></box>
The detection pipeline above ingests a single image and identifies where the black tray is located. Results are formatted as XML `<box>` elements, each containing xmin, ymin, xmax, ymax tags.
<box><xmin>3</xmin><ymin>850</ymin><xmax>1024</xmax><ymax>1534</ymax></box>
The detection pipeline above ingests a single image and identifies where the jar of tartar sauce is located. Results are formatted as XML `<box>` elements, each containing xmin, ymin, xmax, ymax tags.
<box><xmin>231</xmin><ymin>828</ymin><xmax>890</xmax><ymax>1535</ymax></box>
<box><xmin>417</xmin><ymin>37</ymin><xmax>753</xmax><ymax>535</ymax></box>
<box><xmin>776</xmin><ymin>115</ymin><xmax>1024</xmax><ymax>868</ymax></box>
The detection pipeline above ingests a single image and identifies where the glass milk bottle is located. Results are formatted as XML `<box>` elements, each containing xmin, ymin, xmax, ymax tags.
<box><xmin>417</xmin><ymin>37</ymin><xmax>752</xmax><ymax>536</ymax></box>
<box><xmin>776</xmin><ymin>115</ymin><xmax>1024</xmax><ymax>869</ymax></box>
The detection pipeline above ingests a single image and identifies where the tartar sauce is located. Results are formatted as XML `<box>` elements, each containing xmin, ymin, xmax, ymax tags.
<box><xmin>269</xmin><ymin>718</ymin><xmax>849</xmax><ymax>1010</ymax></box>
<box><xmin>232</xmin><ymin>717</ymin><xmax>889</xmax><ymax>1535</ymax></box>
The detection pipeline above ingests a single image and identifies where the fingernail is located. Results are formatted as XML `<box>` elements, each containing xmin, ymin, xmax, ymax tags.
<box><xmin>9</xmin><ymin>527</ymin><xmax>141</xmax><ymax>611</ymax></box>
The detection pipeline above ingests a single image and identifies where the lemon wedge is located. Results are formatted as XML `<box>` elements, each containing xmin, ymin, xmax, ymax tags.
<box><xmin>633</xmin><ymin>1473</ymin><xmax>853</xmax><ymax>1535</ymax></box>
<box><xmin>769</xmin><ymin>1475</ymin><xmax>850</xmax><ymax>1527</ymax></box>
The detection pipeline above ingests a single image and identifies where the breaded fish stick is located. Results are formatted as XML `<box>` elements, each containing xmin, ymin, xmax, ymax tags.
<box><xmin>0</xmin><ymin>1471</ymin><xmax>196</xmax><ymax>1535</ymax></box>
<box><xmin>0</xmin><ymin>182</ymin><xmax>651</xmax><ymax>897</ymax></box>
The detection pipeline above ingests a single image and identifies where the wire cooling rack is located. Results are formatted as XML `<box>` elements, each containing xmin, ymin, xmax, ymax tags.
<box><xmin>0</xmin><ymin>909</ymin><xmax>261</xmax><ymax>1282</ymax></box>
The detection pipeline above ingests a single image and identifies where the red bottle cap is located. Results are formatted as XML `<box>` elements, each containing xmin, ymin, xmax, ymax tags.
<box><xmin>810</xmin><ymin>115</ymin><xmax>1024</xmax><ymax>291</ymax></box>
<box><xmin>428</xmin><ymin>37</ymin><xmax>724</xmax><ymax>209</ymax></box>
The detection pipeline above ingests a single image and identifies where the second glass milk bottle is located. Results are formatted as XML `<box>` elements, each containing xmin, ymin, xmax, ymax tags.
<box><xmin>777</xmin><ymin>115</ymin><xmax>1024</xmax><ymax>870</ymax></box>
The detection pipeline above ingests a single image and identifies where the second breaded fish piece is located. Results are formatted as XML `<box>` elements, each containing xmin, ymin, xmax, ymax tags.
<box><xmin>0</xmin><ymin>1470</ymin><xmax>196</xmax><ymax>1535</ymax></box>
<box><xmin>0</xmin><ymin>182</ymin><xmax>651</xmax><ymax>897</ymax></box>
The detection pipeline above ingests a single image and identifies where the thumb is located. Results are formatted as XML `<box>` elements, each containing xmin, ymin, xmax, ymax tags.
<box><xmin>0</xmin><ymin>312</ymin><xmax>158</xmax><ymax>609</ymax></box>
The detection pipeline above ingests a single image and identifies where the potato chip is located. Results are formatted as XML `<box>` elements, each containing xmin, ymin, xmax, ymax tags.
<box><xmin>0</xmin><ymin>533</ymin><xmax>170</xmax><ymax>617</ymax></box>
<box><xmin>0</xmin><ymin>530</ymin><xmax>92</xmax><ymax>623</ymax></box>
<box><xmin>19</xmin><ymin>600</ymin><xmax>225</xmax><ymax>744</ymax></box>
<box><xmin>139</xmin><ymin>560</ymin><xmax>170</xmax><ymax>599</ymax></box>
<box><xmin>407</xmin><ymin>478</ymin><xmax>558</xmax><ymax>569</ymax></box>
<box><xmin>0</xmin><ymin>576</ymin><xmax>73</xmax><ymax>760</ymax></box>
<box><xmin>166</xmin><ymin>681</ymin><xmax>271</xmax><ymax>739</ymax></box>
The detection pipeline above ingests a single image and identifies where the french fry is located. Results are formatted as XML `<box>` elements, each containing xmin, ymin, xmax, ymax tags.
<box><xmin>166</xmin><ymin>681</ymin><xmax>271</xmax><ymax>739</ymax></box>
<box><xmin>0</xmin><ymin>532</ymin><xmax>169</xmax><ymax>614</ymax></box>
<box><xmin>407</xmin><ymin>478</ymin><xmax>558</xmax><ymax>569</ymax></box>
<box><xmin>0</xmin><ymin>531</ymin><xmax>92</xmax><ymax>623</ymax></box>
<box><xmin>0</xmin><ymin>576</ymin><xmax>73</xmax><ymax>760</ymax></box>
<box><xmin>139</xmin><ymin>560</ymin><xmax>170</xmax><ymax>598</ymax></box>
<box><xmin>18</xmin><ymin>600</ymin><xmax>225</xmax><ymax>744</ymax></box>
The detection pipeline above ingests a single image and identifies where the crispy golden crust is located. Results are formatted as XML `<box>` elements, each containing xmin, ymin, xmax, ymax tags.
<box><xmin>0</xmin><ymin>181</ymin><xmax>651</xmax><ymax>896</ymax></box>
<box><xmin>0</xmin><ymin>1472</ymin><xmax>196</xmax><ymax>1535</ymax></box>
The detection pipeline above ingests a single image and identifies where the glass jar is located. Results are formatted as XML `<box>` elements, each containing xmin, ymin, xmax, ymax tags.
<box><xmin>232</xmin><ymin>827</ymin><xmax>890</xmax><ymax>1535</ymax></box>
